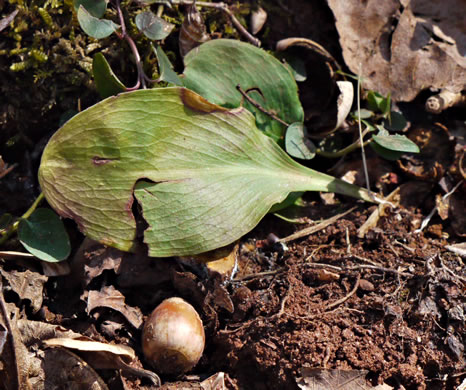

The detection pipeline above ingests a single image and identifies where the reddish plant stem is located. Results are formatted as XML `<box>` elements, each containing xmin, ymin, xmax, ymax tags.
<box><xmin>114</xmin><ymin>0</ymin><xmax>145</xmax><ymax>89</ymax></box>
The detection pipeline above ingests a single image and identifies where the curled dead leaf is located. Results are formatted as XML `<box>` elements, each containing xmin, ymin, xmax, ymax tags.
<box><xmin>42</xmin><ymin>348</ymin><xmax>109</xmax><ymax>390</ymax></box>
<box><xmin>86</xmin><ymin>285</ymin><xmax>143</xmax><ymax>329</ymax></box>
<box><xmin>276</xmin><ymin>37</ymin><xmax>351</xmax><ymax>134</ymax></box>
<box><xmin>327</xmin><ymin>0</ymin><xmax>466</xmax><ymax>102</ymax></box>
<box><xmin>250</xmin><ymin>7</ymin><xmax>267</xmax><ymax>35</ymax></box>
<box><xmin>43</xmin><ymin>337</ymin><xmax>136</xmax><ymax>360</ymax></box>
<box><xmin>0</xmin><ymin>268</ymin><xmax>47</xmax><ymax>314</ymax></box>
<box><xmin>398</xmin><ymin>125</ymin><xmax>455</xmax><ymax>181</ymax></box>
<box><xmin>179</xmin><ymin>2</ymin><xmax>210</xmax><ymax>58</ymax></box>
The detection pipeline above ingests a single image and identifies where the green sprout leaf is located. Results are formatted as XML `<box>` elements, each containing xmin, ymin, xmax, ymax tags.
<box><xmin>182</xmin><ymin>39</ymin><xmax>304</xmax><ymax>141</ymax></box>
<box><xmin>18</xmin><ymin>208</ymin><xmax>71</xmax><ymax>262</ymax></box>
<box><xmin>379</xmin><ymin>92</ymin><xmax>391</xmax><ymax>117</ymax></box>
<box><xmin>280</xmin><ymin>54</ymin><xmax>307</xmax><ymax>82</ymax></box>
<box><xmin>0</xmin><ymin>213</ymin><xmax>12</xmax><ymax>231</ymax></box>
<box><xmin>39</xmin><ymin>88</ymin><xmax>374</xmax><ymax>257</ymax></box>
<box><xmin>355</xmin><ymin>108</ymin><xmax>374</xmax><ymax>119</ymax></box>
<box><xmin>367</xmin><ymin>91</ymin><xmax>390</xmax><ymax>115</ymax></box>
<box><xmin>372</xmin><ymin>132</ymin><xmax>420</xmax><ymax>154</ymax></box>
<box><xmin>152</xmin><ymin>44</ymin><xmax>183</xmax><ymax>86</ymax></box>
<box><xmin>92</xmin><ymin>53</ymin><xmax>126</xmax><ymax>98</ymax></box>
<box><xmin>77</xmin><ymin>6</ymin><xmax>119</xmax><ymax>39</ymax></box>
<box><xmin>285</xmin><ymin>122</ymin><xmax>316</xmax><ymax>160</ymax></box>
<box><xmin>383</xmin><ymin>111</ymin><xmax>408</xmax><ymax>132</ymax></box>
<box><xmin>73</xmin><ymin>0</ymin><xmax>107</xmax><ymax>18</ymax></box>
<box><xmin>135</xmin><ymin>11</ymin><xmax>174</xmax><ymax>41</ymax></box>
<box><xmin>369</xmin><ymin>142</ymin><xmax>404</xmax><ymax>161</ymax></box>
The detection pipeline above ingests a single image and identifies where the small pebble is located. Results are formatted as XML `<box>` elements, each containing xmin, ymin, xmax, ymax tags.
<box><xmin>358</xmin><ymin>279</ymin><xmax>375</xmax><ymax>292</ymax></box>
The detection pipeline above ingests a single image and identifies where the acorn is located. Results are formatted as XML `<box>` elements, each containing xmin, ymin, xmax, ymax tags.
<box><xmin>142</xmin><ymin>297</ymin><xmax>205</xmax><ymax>375</ymax></box>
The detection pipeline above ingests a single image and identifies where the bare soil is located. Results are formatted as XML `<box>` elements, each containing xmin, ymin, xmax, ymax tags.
<box><xmin>0</xmin><ymin>1</ymin><xmax>465</xmax><ymax>389</ymax></box>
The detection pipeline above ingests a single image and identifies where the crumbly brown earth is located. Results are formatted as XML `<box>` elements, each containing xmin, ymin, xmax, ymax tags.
<box><xmin>206</xmin><ymin>207</ymin><xmax>465</xmax><ymax>390</ymax></box>
<box><xmin>0</xmin><ymin>1</ymin><xmax>465</xmax><ymax>389</ymax></box>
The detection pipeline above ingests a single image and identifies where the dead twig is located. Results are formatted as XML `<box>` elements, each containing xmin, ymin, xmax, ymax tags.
<box><xmin>324</xmin><ymin>274</ymin><xmax>360</xmax><ymax>311</ymax></box>
<box><xmin>236</xmin><ymin>85</ymin><xmax>289</xmax><ymax>127</ymax></box>
<box><xmin>415</xmin><ymin>180</ymin><xmax>463</xmax><ymax>233</ymax></box>
<box><xmin>0</xmin><ymin>157</ymin><xmax>17</xmax><ymax>179</ymax></box>
<box><xmin>231</xmin><ymin>268</ymin><xmax>284</xmax><ymax>282</ymax></box>
<box><xmin>425</xmin><ymin>89</ymin><xmax>465</xmax><ymax>114</ymax></box>
<box><xmin>305</xmin><ymin>261</ymin><xmax>413</xmax><ymax>277</ymax></box>
<box><xmin>272</xmin><ymin>284</ymin><xmax>292</xmax><ymax>318</ymax></box>
<box><xmin>393</xmin><ymin>239</ymin><xmax>416</xmax><ymax>253</ymax></box>
<box><xmin>279</xmin><ymin>207</ymin><xmax>356</xmax><ymax>243</ymax></box>
<box><xmin>439</xmin><ymin>255</ymin><xmax>466</xmax><ymax>284</ymax></box>
<box><xmin>358</xmin><ymin>186</ymin><xmax>399</xmax><ymax>238</ymax></box>
<box><xmin>350</xmin><ymin>254</ymin><xmax>384</xmax><ymax>267</ymax></box>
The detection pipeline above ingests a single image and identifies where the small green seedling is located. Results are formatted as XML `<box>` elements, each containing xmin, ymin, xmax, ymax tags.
<box><xmin>352</xmin><ymin>90</ymin><xmax>418</xmax><ymax>160</ymax></box>
<box><xmin>0</xmin><ymin>194</ymin><xmax>71</xmax><ymax>262</ymax></box>
<box><xmin>73</xmin><ymin>0</ymin><xmax>177</xmax><ymax>97</ymax></box>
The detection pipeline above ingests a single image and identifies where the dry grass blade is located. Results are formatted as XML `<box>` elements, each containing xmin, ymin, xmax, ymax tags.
<box><xmin>358</xmin><ymin>187</ymin><xmax>400</xmax><ymax>238</ymax></box>
<box><xmin>279</xmin><ymin>207</ymin><xmax>356</xmax><ymax>243</ymax></box>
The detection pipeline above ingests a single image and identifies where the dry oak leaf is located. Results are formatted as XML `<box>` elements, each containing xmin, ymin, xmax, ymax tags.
<box><xmin>327</xmin><ymin>0</ymin><xmax>466</xmax><ymax>101</ymax></box>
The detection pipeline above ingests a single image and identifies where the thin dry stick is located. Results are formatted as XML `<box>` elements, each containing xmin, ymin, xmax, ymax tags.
<box><xmin>439</xmin><ymin>256</ymin><xmax>466</xmax><ymax>284</ymax></box>
<box><xmin>305</xmin><ymin>261</ymin><xmax>413</xmax><ymax>277</ymax></box>
<box><xmin>231</xmin><ymin>269</ymin><xmax>284</xmax><ymax>282</ymax></box>
<box><xmin>415</xmin><ymin>179</ymin><xmax>463</xmax><ymax>233</ymax></box>
<box><xmin>0</xmin><ymin>251</ymin><xmax>35</xmax><ymax>259</ymax></box>
<box><xmin>0</xmin><ymin>158</ymin><xmax>16</xmax><ymax>179</ymax></box>
<box><xmin>356</xmin><ymin>64</ymin><xmax>372</xmax><ymax>196</ymax></box>
<box><xmin>236</xmin><ymin>85</ymin><xmax>290</xmax><ymax>127</ymax></box>
<box><xmin>279</xmin><ymin>206</ymin><xmax>356</xmax><ymax>243</ymax></box>
<box><xmin>324</xmin><ymin>274</ymin><xmax>360</xmax><ymax>311</ymax></box>
<box><xmin>0</xmin><ymin>280</ymin><xmax>20</xmax><ymax>389</ymax></box>
<box><xmin>271</xmin><ymin>283</ymin><xmax>292</xmax><ymax>318</ymax></box>
<box><xmin>357</xmin><ymin>186</ymin><xmax>400</xmax><ymax>238</ymax></box>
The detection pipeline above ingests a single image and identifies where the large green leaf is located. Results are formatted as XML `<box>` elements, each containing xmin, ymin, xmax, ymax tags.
<box><xmin>182</xmin><ymin>39</ymin><xmax>304</xmax><ymax>141</ymax></box>
<box><xmin>39</xmin><ymin>88</ymin><xmax>374</xmax><ymax>257</ymax></box>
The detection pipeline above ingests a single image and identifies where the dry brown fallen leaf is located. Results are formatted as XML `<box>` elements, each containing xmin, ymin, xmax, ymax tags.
<box><xmin>327</xmin><ymin>0</ymin><xmax>466</xmax><ymax>102</ymax></box>
<box><xmin>179</xmin><ymin>241</ymin><xmax>239</xmax><ymax>277</ymax></box>
<box><xmin>42</xmin><ymin>348</ymin><xmax>109</xmax><ymax>390</ymax></box>
<box><xmin>0</xmin><ymin>268</ymin><xmax>47</xmax><ymax>313</ymax></box>
<box><xmin>43</xmin><ymin>336</ymin><xmax>161</xmax><ymax>384</ymax></box>
<box><xmin>250</xmin><ymin>6</ymin><xmax>267</xmax><ymax>35</ymax></box>
<box><xmin>0</xmin><ymin>290</ymin><xmax>32</xmax><ymax>390</ymax></box>
<box><xmin>43</xmin><ymin>337</ymin><xmax>135</xmax><ymax>359</ymax></box>
<box><xmin>86</xmin><ymin>285</ymin><xmax>143</xmax><ymax>329</ymax></box>
<box><xmin>445</xmin><ymin>242</ymin><xmax>466</xmax><ymax>257</ymax></box>
<box><xmin>296</xmin><ymin>367</ymin><xmax>393</xmax><ymax>390</ymax></box>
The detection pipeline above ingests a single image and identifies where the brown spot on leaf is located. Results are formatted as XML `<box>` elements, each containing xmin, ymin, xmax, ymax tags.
<box><xmin>180</xmin><ymin>88</ymin><xmax>229</xmax><ymax>114</ymax></box>
<box><xmin>92</xmin><ymin>156</ymin><xmax>118</xmax><ymax>166</ymax></box>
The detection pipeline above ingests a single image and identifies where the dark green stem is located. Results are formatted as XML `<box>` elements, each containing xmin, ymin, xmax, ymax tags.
<box><xmin>316</xmin><ymin>130</ymin><xmax>372</xmax><ymax>158</ymax></box>
<box><xmin>0</xmin><ymin>192</ymin><xmax>44</xmax><ymax>246</ymax></box>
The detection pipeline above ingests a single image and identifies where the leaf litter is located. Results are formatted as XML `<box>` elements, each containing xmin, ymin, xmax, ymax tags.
<box><xmin>1</xmin><ymin>1</ymin><xmax>466</xmax><ymax>389</ymax></box>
